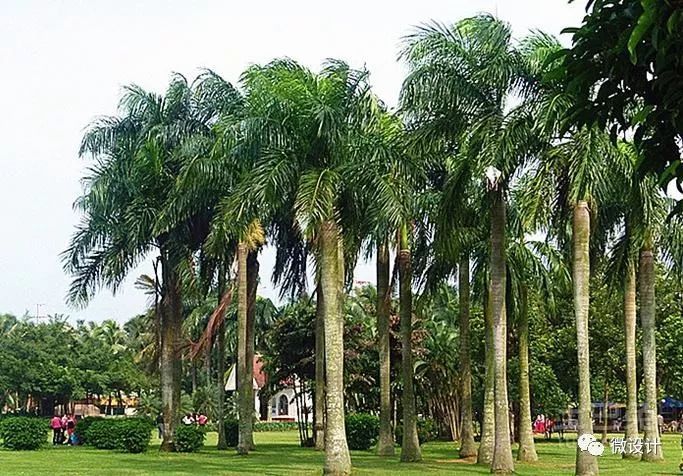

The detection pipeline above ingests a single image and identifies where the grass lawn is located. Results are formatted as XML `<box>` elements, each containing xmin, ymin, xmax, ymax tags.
<box><xmin>1</xmin><ymin>431</ymin><xmax>681</xmax><ymax>475</ymax></box>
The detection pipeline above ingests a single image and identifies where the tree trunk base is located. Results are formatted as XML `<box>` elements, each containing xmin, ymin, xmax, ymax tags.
<box><xmin>377</xmin><ymin>441</ymin><xmax>395</xmax><ymax>456</ymax></box>
<box><xmin>459</xmin><ymin>441</ymin><xmax>478</xmax><ymax>459</ymax></box>
<box><xmin>160</xmin><ymin>440</ymin><xmax>174</xmax><ymax>452</ymax></box>
<box><xmin>517</xmin><ymin>445</ymin><xmax>538</xmax><ymax>462</ymax></box>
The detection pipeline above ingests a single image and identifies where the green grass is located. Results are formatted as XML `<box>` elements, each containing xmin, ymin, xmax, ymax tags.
<box><xmin>1</xmin><ymin>431</ymin><xmax>680</xmax><ymax>475</ymax></box>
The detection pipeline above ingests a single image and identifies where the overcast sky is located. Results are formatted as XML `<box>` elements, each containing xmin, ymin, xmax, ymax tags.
<box><xmin>0</xmin><ymin>0</ymin><xmax>588</xmax><ymax>323</ymax></box>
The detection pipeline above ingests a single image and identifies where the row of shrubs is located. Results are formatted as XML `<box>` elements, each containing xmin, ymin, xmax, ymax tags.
<box><xmin>345</xmin><ymin>413</ymin><xmax>437</xmax><ymax>451</ymax></box>
<box><xmin>78</xmin><ymin>417</ymin><xmax>207</xmax><ymax>453</ymax></box>
<box><xmin>0</xmin><ymin>414</ymin><xmax>436</xmax><ymax>453</ymax></box>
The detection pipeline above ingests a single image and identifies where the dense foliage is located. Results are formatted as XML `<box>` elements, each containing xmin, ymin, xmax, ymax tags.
<box><xmin>345</xmin><ymin>413</ymin><xmax>380</xmax><ymax>451</ymax></box>
<box><xmin>565</xmin><ymin>0</ymin><xmax>683</xmax><ymax>189</ymax></box>
<box><xmin>0</xmin><ymin>417</ymin><xmax>47</xmax><ymax>450</ymax></box>
<box><xmin>174</xmin><ymin>425</ymin><xmax>206</xmax><ymax>453</ymax></box>
<box><xmin>85</xmin><ymin>418</ymin><xmax>153</xmax><ymax>453</ymax></box>
<box><xmin>0</xmin><ymin>315</ymin><xmax>147</xmax><ymax>416</ymax></box>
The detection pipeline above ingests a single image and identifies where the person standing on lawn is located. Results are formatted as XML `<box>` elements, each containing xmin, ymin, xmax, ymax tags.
<box><xmin>50</xmin><ymin>414</ymin><xmax>62</xmax><ymax>445</ymax></box>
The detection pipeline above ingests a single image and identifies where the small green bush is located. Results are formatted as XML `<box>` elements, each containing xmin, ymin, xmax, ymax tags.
<box><xmin>395</xmin><ymin>418</ymin><xmax>438</xmax><ymax>445</ymax></box>
<box><xmin>0</xmin><ymin>417</ymin><xmax>47</xmax><ymax>450</ymax></box>
<box><xmin>117</xmin><ymin>418</ymin><xmax>153</xmax><ymax>453</ymax></box>
<box><xmin>345</xmin><ymin>413</ymin><xmax>379</xmax><ymax>450</ymax></box>
<box><xmin>85</xmin><ymin>420</ymin><xmax>118</xmax><ymax>449</ymax></box>
<box><xmin>174</xmin><ymin>425</ymin><xmax>205</xmax><ymax>453</ymax></box>
<box><xmin>84</xmin><ymin>418</ymin><xmax>152</xmax><ymax>453</ymax></box>
<box><xmin>224</xmin><ymin>418</ymin><xmax>239</xmax><ymax>447</ymax></box>
<box><xmin>74</xmin><ymin>416</ymin><xmax>103</xmax><ymax>445</ymax></box>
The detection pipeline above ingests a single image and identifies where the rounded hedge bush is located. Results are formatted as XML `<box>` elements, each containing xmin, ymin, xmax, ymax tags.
<box><xmin>174</xmin><ymin>425</ymin><xmax>205</xmax><ymax>453</ymax></box>
<box><xmin>0</xmin><ymin>417</ymin><xmax>47</xmax><ymax>450</ymax></box>
<box><xmin>345</xmin><ymin>413</ymin><xmax>379</xmax><ymax>450</ymax></box>
<box><xmin>74</xmin><ymin>416</ymin><xmax>103</xmax><ymax>445</ymax></box>
<box><xmin>117</xmin><ymin>418</ymin><xmax>153</xmax><ymax>453</ymax></box>
<box><xmin>85</xmin><ymin>418</ymin><xmax>152</xmax><ymax>453</ymax></box>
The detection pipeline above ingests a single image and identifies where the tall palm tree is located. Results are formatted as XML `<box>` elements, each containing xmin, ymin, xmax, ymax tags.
<box><xmin>224</xmin><ymin>59</ymin><xmax>377</xmax><ymax>475</ymax></box>
<box><xmin>524</xmin><ymin>126</ymin><xmax>624</xmax><ymax>475</ymax></box>
<box><xmin>398</xmin><ymin>222</ymin><xmax>422</xmax><ymax>463</ymax></box>
<box><xmin>376</xmin><ymin>239</ymin><xmax>394</xmax><ymax>456</ymax></box>
<box><xmin>401</xmin><ymin>16</ymin><xmax>558</xmax><ymax>473</ymax></box>
<box><xmin>236</xmin><ymin>222</ymin><xmax>265</xmax><ymax>454</ymax></box>
<box><xmin>64</xmin><ymin>76</ymin><xmax>212</xmax><ymax>451</ymax></box>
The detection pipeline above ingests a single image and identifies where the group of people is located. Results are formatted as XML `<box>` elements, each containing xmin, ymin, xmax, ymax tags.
<box><xmin>182</xmin><ymin>412</ymin><xmax>208</xmax><ymax>426</ymax></box>
<box><xmin>155</xmin><ymin>412</ymin><xmax>208</xmax><ymax>439</ymax></box>
<box><xmin>533</xmin><ymin>414</ymin><xmax>563</xmax><ymax>440</ymax></box>
<box><xmin>50</xmin><ymin>414</ymin><xmax>77</xmax><ymax>445</ymax></box>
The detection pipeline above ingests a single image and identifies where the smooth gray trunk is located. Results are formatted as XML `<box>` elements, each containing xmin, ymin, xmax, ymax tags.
<box><xmin>315</xmin><ymin>283</ymin><xmax>326</xmax><ymax>451</ymax></box>
<box><xmin>398</xmin><ymin>225</ymin><xmax>422</xmax><ymax>463</ymax></box>
<box><xmin>477</xmin><ymin>288</ymin><xmax>495</xmax><ymax>465</ymax></box>
<box><xmin>159</xmin><ymin>255</ymin><xmax>182</xmax><ymax>452</ymax></box>
<box><xmin>216</xmin><ymin>268</ymin><xmax>228</xmax><ymax>450</ymax></box>
<box><xmin>623</xmin><ymin>264</ymin><xmax>639</xmax><ymax>458</ymax></box>
<box><xmin>246</xmin><ymin>250</ymin><xmax>258</xmax><ymax>450</ymax></box>
<box><xmin>490</xmin><ymin>189</ymin><xmax>514</xmax><ymax>474</ymax></box>
<box><xmin>320</xmin><ymin>220</ymin><xmax>352</xmax><ymax>475</ymax></box>
<box><xmin>377</xmin><ymin>241</ymin><xmax>395</xmax><ymax>456</ymax></box>
<box><xmin>517</xmin><ymin>283</ymin><xmax>537</xmax><ymax>462</ymax></box>
<box><xmin>639</xmin><ymin>245</ymin><xmax>663</xmax><ymax>461</ymax></box>
<box><xmin>458</xmin><ymin>256</ymin><xmax>477</xmax><ymax>458</ymax></box>
<box><xmin>573</xmin><ymin>201</ymin><xmax>599</xmax><ymax>475</ymax></box>
<box><xmin>236</xmin><ymin>242</ymin><xmax>252</xmax><ymax>454</ymax></box>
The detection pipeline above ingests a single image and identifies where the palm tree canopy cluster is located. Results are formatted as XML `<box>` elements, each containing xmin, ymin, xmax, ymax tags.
<box><xmin>60</xmin><ymin>10</ymin><xmax>683</xmax><ymax>476</ymax></box>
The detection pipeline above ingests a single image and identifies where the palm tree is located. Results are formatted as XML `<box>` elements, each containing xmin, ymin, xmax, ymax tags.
<box><xmin>64</xmin><ymin>75</ymin><xmax>212</xmax><ymax>451</ymax></box>
<box><xmin>401</xmin><ymin>16</ymin><xmax>558</xmax><ymax>473</ymax></box>
<box><xmin>236</xmin><ymin>222</ymin><xmax>265</xmax><ymax>454</ymax></box>
<box><xmin>524</xmin><ymin>127</ymin><xmax>625</xmax><ymax>475</ymax></box>
<box><xmin>376</xmin><ymin>239</ymin><xmax>394</xmax><ymax>456</ymax></box>
<box><xmin>224</xmin><ymin>59</ymin><xmax>378</xmax><ymax>475</ymax></box>
<box><xmin>398</xmin><ymin>222</ymin><xmax>422</xmax><ymax>463</ymax></box>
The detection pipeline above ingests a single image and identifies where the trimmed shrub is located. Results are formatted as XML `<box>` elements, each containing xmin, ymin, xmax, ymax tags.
<box><xmin>395</xmin><ymin>418</ymin><xmax>438</xmax><ymax>445</ymax></box>
<box><xmin>84</xmin><ymin>418</ymin><xmax>152</xmax><ymax>453</ymax></box>
<box><xmin>174</xmin><ymin>424</ymin><xmax>205</xmax><ymax>453</ymax></box>
<box><xmin>117</xmin><ymin>418</ymin><xmax>153</xmax><ymax>453</ymax></box>
<box><xmin>74</xmin><ymin>416</ymin><xmax>103</xmax><ymax>445</ymax></box>
<box><xmin>345</xmin><ymin>413</ymin><xmax>379</xmax><ymax>450</ymax></box>
<box><xmin>0</xmin><ymin>417</ymin><xmax>47</xmax><ymax>450</ymax></box>
<box><xmin>224</xmin><ymin>418</ymin><xmax>239</xmax><ymax>447</ymax></box>
<box><xmin>253</xmin><ymin>421</ymin><xmax>302</xmax><ymax>432</ymax></box>
<box><xmin>85</xmin><ymin>420</ymin><xmax>119</xmax><ymax>449</ymax></box>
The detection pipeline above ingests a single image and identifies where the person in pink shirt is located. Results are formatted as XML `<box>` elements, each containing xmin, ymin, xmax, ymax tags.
<box><xmin>197</xmin><ymin>414</ymin><xmax>208</xmax><ymax>426</ymax></box>
<box><xmin>50</xmin><ymin>415</ymin><xmax>63</xmax><ymax>445</ymax></box>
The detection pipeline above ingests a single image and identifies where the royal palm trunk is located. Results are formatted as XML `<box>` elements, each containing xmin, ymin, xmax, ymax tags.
<box><xmin>216</xmin><ymin>268</ymin><xmax>228</xmax><ymax>450</ymax></box>
<box><xmin>458</xmin><ymin>256</ymin><xmax>477</xmax><ymax>458</ymax></box>
<box><xmin>639</xmin><ymin>244</ymin><xmax>663</xmax><ymax>461</ymax></box>
<box><xmin>398</xmin><ymin>223</ymin><xmax>421</xmax><ymax>463</ymax></box>
<box><xmin>246</xmin><ymin>250</ymin><xmax>258</xmax><ymax>450</ymax></box>
<box><xmin>477</xmin><ymin>289</ymin><xmax>495</xmax><ymax>465</ymax></box>
<box><xmin>159</xmin><ymin>254</ymin><xmax>182</xmax><ymax>452</ymax></box>
<box><xmin>489</xmin><ymin>189</ymin><xmax>514</xmax><ymax>474</ymax></box>
<box><xmin>314</xmin><ymin>283</ymin><xmax>326</xmax><ymax>451</ymax></box>
<box><xmin>573</xmin><ymin>200</ymin><xmax>599</xmax><ymax>475</ymax></box>
<box><xmin>236</xmin><ymin>242</ymin><xmax>252</xmax><ymax>455</ymax></box>
<box><xmin>377</xmin><ymin>240</ymin><xmax>395</xmax><ymax>456</ymax></box>
<box><xmin>623</xmin><ymin>264</ymin><xmax>639</xmax><ymax>458</ymax></box>
<box><xmin>319</xmin><ymin>220</ymin><xmax>351</xmax><ymax>475</ymax></box>
<box><xmin>517</xmin><ymin>283</ymin><xmax>537</xmax><ymax>462</ymax></box>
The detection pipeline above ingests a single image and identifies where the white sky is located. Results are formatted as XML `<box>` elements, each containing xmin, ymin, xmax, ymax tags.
<box><xmin>0</xmin><ymin>0</ymin><xmax>587</xmax><ymax>322</ymax></box>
